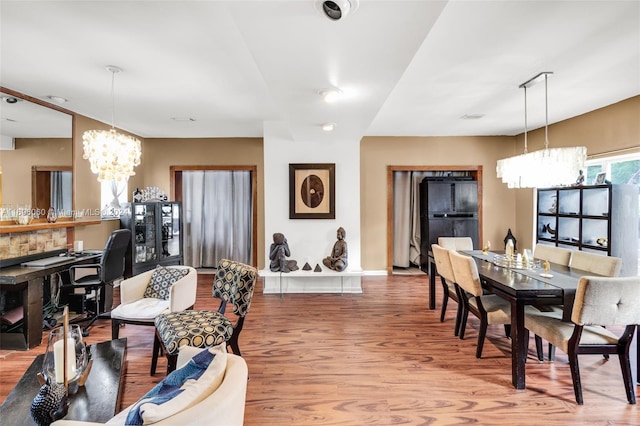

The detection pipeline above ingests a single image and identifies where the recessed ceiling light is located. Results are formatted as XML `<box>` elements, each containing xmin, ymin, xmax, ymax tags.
<box><xmin>171</xmin><ymin>117</ymin><xmax>196</xmax><ymax>122</ymax></box>
<box><xmin>319</xmin><ymin>87</ymin><xmax>343</xmax><ymax>103</ymax></box>
<box><xmin>461</xmin><ymin>114</ymin><xmax>485</xmax><ymax>120</ymax></box>
<box><xmin>46</xmin><ymin>95</ymin><xmax>68</xmax><ymax>103</ymax></box>
<box><xmin>1</xmin><ymin>96</ymin><xmax>21</xmax><ymax>104</ymax></box>
<box><xmin>322</xmin><ymin>122</ymin><xmax>336</xmax><ymax>132</ymax></box>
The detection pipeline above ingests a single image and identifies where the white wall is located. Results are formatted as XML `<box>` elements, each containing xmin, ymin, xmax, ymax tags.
<box><xmin>263</xmin><ymin>121</ymin><xmax>361</xmax><ymax>271</ymax></box>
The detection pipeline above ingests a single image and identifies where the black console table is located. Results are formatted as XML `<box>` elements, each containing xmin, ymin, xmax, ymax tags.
<box><xmin>0</xmin><ymin>338</ymin><xmax>127</xmax><ymax>425</ymax></box>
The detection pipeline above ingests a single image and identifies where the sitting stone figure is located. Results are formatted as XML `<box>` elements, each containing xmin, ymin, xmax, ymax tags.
<box><xmin>269</xmin><ymin>233</ymin><xmax>298</xmax><ymax>273</ymax></box>
<box><xmin>323</xmin><ymin>227</ymin><xmax>348</xmax><ymax>272</ymax></box>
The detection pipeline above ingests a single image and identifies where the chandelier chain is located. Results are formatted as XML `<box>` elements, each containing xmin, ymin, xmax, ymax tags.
<box><xmin>544</xmin><ymin>73</ymin><xmax>549</xmax><ymax>150</ymax></box>
<box><xmin>523</xmin><ymin>86</ymin><xmax>528</xmax><ymax>154</ymax></box>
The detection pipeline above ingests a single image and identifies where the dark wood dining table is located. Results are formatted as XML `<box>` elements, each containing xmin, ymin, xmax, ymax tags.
<box><xmin>463</xmin><ymin>251</ymin><xmax>569</xmax><ymax>389</ymax></box>
<box><xmin>428</xmin><ymin>249</ymin><xmax>639</xmax><ymax>389</ymax></box>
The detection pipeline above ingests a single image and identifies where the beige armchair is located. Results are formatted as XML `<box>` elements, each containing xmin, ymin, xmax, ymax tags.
<box><xmin>524</xmin><ymin>275</ymin><xmax>640</xmax><ymax>405</ymax></box>
<box><xmin>110</xmin><ymin>265</ymin><xmax>197</xmax><ymax>341</ymax></box>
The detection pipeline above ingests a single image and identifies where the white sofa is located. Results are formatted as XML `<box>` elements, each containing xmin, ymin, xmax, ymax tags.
<box><xmin>52</xmin><ymin>347</ymin><xmax>248</xmax><ymax>426</ymax></box>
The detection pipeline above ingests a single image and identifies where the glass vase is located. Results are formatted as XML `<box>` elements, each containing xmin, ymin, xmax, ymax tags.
<box><xmin>42</xmin><ymin>325</ymin><xmax>88</xmax><ymax>394</ymax></box>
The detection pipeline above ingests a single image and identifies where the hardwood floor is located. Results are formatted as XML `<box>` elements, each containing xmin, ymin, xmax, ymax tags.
<box><xmin>1</xmin><ymin>273</ymin><xmax>638</xmax><ymax>425</ymax></box>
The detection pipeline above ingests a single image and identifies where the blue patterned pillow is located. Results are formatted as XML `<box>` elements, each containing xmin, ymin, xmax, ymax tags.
<box><xmin>144</xmin><ymin>265</ymin><xmax>189</xmax><ymax>300</ymax></box>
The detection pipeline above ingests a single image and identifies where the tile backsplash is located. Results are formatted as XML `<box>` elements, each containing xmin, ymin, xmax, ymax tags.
<box><xmin>0</xmin><ymin>229</ymin><xmax>67</xmax><ymax>259</ymax></box>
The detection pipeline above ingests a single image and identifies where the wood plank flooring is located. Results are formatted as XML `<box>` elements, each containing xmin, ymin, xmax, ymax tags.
<box><xmin>1</xmin><ymin>273</ymin><xmax>638</xmax><ymax>425</ymax></box>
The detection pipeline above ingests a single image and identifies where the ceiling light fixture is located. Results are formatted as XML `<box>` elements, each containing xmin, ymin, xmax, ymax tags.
<box><xmin>319</xmin><ymin>87</ymin><xmax>343</xmax><ymax>103</ymax></box>
<box><xmin>322</xmin><ymin>122</ymin><xmax>336</xmax><ymax>132</ymax></box>
<box><xmin>496</xmin><ymin>72</ymin><xmax>586</xmax><ymax>189</ymax></box>
<box><xmin>82</xmin><ymin>65</ymin><xmax>141</xmax><ymax>182</ymax></box>
<box><xmin>46</xmin><ymin>95</ymin><xmax>68</xmax><ymax>103</ymax></box>
<box><xmin>1</xmin><ymin>96</ymin><xmax>20</xmax><ymax>104</ymax></box>
<box><xmin>461</xmin><ymin>114</ymin><xmax>484</xmax><ymax>120</ymax></box>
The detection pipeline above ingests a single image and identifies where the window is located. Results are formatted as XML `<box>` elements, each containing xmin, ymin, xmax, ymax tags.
<box><xmin>586</xmin><ymin>152</ymin><xmax>639</xmax><ymax>274</ymax></box>
<box><xmin>585</xmin><ymin>152</ymin><xmax>639</xmax><ymax>185</ymax></box>
<box><xmin>101</xmin><ymin>180</ymin><xmax>128</xmax><ymax>217</ymax></box>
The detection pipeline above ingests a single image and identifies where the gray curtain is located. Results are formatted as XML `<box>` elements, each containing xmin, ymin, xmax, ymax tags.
<box><xmin>183</xmin><ymin>170</ymin><xmax>252</xmax><ymax>268</ymax></box>
<box><xmin>50</xmin><ymin>171</ymin><xmax>72</xmax><ymax>212</ymax></box>
<box><xmin>393</xmin><ymin>171</ymin><xmax>429</xmax><ymax>267</ymax></box>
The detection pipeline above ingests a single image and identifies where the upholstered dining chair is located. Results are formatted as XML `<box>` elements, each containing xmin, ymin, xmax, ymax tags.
<box><xmin>533</xmin><ymin>243</ymin><xmax>572</xmax><ymax>266</ymax></box>
<box><xmin>67</xmin><ymin>229</ymin><xmax>131</xmax><ymax>336</ymax></box>
<box><xmin>448</xmin><ymin>250</ymin><xmax>511</xmax><ymax>358</ymax></box>
<box><xmin>534</xmin><ymin>250</ymin><xmax>623</xmax><ymax>361</ymax></box>
<box><xmin>152</xmin><ymin>259</ymin><xmax>257</xmax><ymax>375</ymax></box>
<box><xmin>431</xmin><ymin>244</ymin><xmax>462</xmax><ymax>335</ymax></box>
<box><xmin>110</xmin><ymin>265</ymin><xmax>197</xmax><ymax>339</ymax></box>
<box><xmin>524</xmin><ymin>275</ymin><xmax>640</xmax><ymax>405</ymax></box>
<box><xmin>569</xmin><ymin>251</ymin><xmax>622</xmax><ymax>277</ymax></box>
<box><xmin>437</xmin><ymin>236</ymin><xmax>473</xmax><ymax>252</ymax></box>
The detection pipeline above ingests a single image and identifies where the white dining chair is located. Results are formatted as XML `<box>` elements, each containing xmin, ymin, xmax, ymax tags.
<box><xmin>569</xmin><ymin>251</ymin><xmax>622</xmax><ymax>277</ymax></box>
<box><xmin>533</xmin><ymin>244</ymin><xmax>572</xmax><ymax>266</ymax></box>
<box><xmin>533</xmin><ymin>248</ymin><xmax>623</xmax><ymax>361</ymax></box>
<box><xmin>431</xmin><ymin>244</ymin><xmax>462</xmax><ymax>335</ymax></box>
<box><xmin>524</xmin><ymin>275</ymin><xmax>640</xmax><ymax>405</ymax></box>
<box><xmin>449</xmin><ymin>250</ymin><xmax>511</xmax><ymax>358</ymax></box>
<box><xmin>437</xmin><ymin>237</ymin><xmax>473</xmax><ymax>251</ymax></box>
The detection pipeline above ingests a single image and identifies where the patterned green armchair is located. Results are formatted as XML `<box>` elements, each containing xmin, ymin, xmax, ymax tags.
<box><xmin>153</xmin><ymin>259</ymin><xmax>258</xmax><ymax>375</ymax></box>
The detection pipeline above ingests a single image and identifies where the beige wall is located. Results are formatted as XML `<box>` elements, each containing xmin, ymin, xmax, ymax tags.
<box><xmin>513</xmin><ymin>95</ymin><xmax>640</xmax><ymax>254</ymax></box>
<box><xmin>70</xmin><ymin>96</ymin><xmax>638</xmax><ymax>270</ymax></box>
<box><xmin>360</xmin><ymin>136</ymin><xmax>517</xmax><ymax>271</ymax></box>
<box><xmin>0</xmin><ymin>137</ymin><xmax>71</xmax><ymax>206</ymax></box>
<box><xmin>140</xmin><ymin>138</ymin><xmax>265</xmax><ymax>268</ymax></box>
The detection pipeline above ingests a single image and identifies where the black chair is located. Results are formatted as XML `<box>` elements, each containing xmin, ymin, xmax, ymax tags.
<box><xmin>67</xmin><ymin>229</ymin><xmax>131</xmax><ymax>336</ymax></box>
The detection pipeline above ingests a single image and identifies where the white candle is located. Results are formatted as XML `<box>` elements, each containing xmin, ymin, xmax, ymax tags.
<box><xmin>53</xmin><ymin>337</ymin><xmax>77</xmax><ymax>383</ymax></box>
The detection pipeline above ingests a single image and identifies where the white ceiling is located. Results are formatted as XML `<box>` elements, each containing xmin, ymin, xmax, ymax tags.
<box><xmin>1</xmin><ymin>0</ymin><xmax>638</xmax><ymax>141</ymax></box>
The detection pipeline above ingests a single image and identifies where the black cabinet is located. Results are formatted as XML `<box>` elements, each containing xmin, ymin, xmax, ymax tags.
<box><xmin>419</xmin><ymin>177</ymin><xmax>479</xmax><ymax>271</ymax></box>
<box><xmin>536</xmin><ymin>184</ymin><xmax>638</xmax><ymax>276</ymax></box>
<box><xmin>120</xmin><ymin>202</ymin><xmax>183</xmax><ymax>277</ymax></box>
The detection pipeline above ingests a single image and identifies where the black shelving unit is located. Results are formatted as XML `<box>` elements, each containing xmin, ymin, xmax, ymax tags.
<box><xmin>536</xmin><ymin>184</ymin><xmax>638</xmax><ymax>276</ymax></box>
<box><xmin>120</xmin><ymin>201</ymin><xmax>183</xmax><ymax>277</ymax></box>
<box><xmin>419</xmin><ymin>177</ymin><xmax>479</xmax><ymax>272</ymax></box>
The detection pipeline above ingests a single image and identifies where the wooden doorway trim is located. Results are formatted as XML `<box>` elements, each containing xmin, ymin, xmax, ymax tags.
<box><xmin>170</xmin><ymin>165</ymin><xmax>258</xmax><ymax>268</ymax></box>
<box><xmin>386</xmin><ymin>165</ymin><xmax>483</xmax><ymax>274</ymax></box>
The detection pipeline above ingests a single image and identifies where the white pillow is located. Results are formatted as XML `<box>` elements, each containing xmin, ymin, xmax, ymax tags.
<box><xmin>116</xmin><ymin>346</ymin><xmax>227</xmax><ymax>425</ymax></box>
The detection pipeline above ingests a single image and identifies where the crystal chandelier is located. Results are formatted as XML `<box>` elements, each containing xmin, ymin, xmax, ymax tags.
<box><xmin>496</xmin><ymin>72</ymin><xmax>586</xmax><ymax>189</ymax></box>
<box><xmin>82</xmin><ymin>66</ymin><xmax>141</xmax><ymax>182</ymax></box>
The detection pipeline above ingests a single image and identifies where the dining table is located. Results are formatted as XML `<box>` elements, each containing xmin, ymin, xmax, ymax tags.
<box><xmin>459</xmin><ymin>250</ymin><xmax>602</xmax><ymax>390</ymax></box>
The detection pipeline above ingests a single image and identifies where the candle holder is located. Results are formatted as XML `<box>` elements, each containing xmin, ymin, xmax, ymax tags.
<box><xmin>41</xmin><ymin>324</ymin><xmax>88</xmax><ymax>395</ymax></box>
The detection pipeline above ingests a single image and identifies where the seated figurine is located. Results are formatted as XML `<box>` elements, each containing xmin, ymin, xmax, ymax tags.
<box><xmin>323</xmin><ymin>227</ymin><xmax>348</xmax><ymax>272</ymax></box>
<box><xmin>269</xmin><ymin>233</ymin><xmax>298</xmax><ymax>273</ymax></box>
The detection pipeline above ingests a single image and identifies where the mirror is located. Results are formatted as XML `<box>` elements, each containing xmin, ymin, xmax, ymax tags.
<box><xmin>32</xmin><ymin>166</ymin><xmax>73</xmax><ymax>215</ymax></box>
<box><xmin>0</xmin><ymin>89</ymin><xmax>73</xmax><ymax>216</ymax></box>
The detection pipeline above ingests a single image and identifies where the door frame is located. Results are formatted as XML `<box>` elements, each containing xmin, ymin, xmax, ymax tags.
<box><xmin>386</xmin><ymin>165</ymin><xmax>483</xmax><ymax>274</ymax></box>
<box><xmin>170</xmin><ymin>165</ymin><xmax>258</xmax><ymax>268</ymax></box>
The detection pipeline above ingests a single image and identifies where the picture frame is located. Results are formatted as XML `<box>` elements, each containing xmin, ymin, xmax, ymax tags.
<box><xmin>289</xmin><ymin>163</ymin><xmax>335</xmax><ymax>219</ymax></box>
<box><xmin>595</xmin><ymin>172</ymin><xmax>607</xmax><ymax>185</ymax></box>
